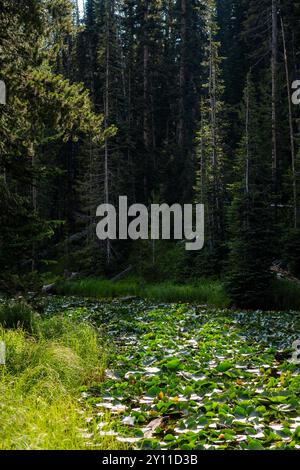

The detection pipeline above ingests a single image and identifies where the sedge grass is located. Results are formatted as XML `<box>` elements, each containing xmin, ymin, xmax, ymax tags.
<box><xmin>0</xmin><ymin>308</ymin><xmax>126</xmax><ymax>450</ymax></box>
<box><xmin>58</xmin><ymin>278</ymin><xmax>230</xmax><ymax>307</ymax></box>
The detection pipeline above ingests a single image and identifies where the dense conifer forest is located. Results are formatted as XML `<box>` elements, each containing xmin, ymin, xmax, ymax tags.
<box><xmin>1</xmin><ymin>0</ymin><xmax>300</xmax><ymax>308</ymax></box>
<box><xmin>1</xmin><ymin>0</ymin><xmax>300</xmax><ymax>453</ymax></box>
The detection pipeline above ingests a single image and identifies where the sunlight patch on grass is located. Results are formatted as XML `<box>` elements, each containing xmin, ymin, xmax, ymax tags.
<box><xmin>0</xmin><ymin>308</ymin><xmax>126</xmax><ymax>450</ymax></box>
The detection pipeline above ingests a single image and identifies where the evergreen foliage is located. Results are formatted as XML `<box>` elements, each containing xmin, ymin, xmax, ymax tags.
<box><xmin>1</xmin><ymin>0</ymin><xmax>300</xmax><ymax>308</ymax></box>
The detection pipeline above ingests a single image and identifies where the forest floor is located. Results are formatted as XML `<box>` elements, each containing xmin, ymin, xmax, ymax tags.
<box><xmin>36</xmin><ymin>296</ymin><xmax>300</xmax><ymax>450</ymax></box>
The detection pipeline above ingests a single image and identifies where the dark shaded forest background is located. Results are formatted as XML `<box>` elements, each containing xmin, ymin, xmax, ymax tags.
<box><xmin>1</xmin><ymin>0</ymin><xmax>300</xmax><ymax>308</ymax></box>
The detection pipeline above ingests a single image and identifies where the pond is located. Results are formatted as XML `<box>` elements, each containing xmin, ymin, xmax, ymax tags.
<box><xmin>43</xmin><ymin>296</ymin><xmax>300</xmax><ymax>450</ymax></box>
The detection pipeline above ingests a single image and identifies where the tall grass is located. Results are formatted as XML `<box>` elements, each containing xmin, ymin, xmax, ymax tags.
<box><xmin>58</xmin><ymin>278</ymin><xmax>230</xmax><ymax>307</ymax></box>
<box><xmin>0</xmin><ymin>302</ymin><xmax>34</xmax><ymax>331</ymax></box>
<box><xmin>0</xmin><ymin>306</ymin><xmax>126</xmax><ymax>450</ymax></box>
<box><xmin>58</xmin><ymin>277</ymin><xmax>300</xmax><ymax>310</ymax></box>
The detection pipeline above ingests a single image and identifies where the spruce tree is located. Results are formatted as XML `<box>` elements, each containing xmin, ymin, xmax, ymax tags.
<box><xmin>225</xmin><ymin>76</ymin><xmax>274</xmax><ymax>308</ymax></box>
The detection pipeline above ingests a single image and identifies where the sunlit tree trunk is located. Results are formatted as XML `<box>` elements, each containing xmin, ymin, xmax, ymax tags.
<box><xmin>178</xmin><ymin>0</ymin><xmax>186</xmax><ymax>148</ymax></box>
<box><xmin>104</xmin><ymin>0</ymin><xmax>113</xmax><ymax>263</ymax></box>
<box><xmin>281</xmin><ymin>13</ymin><xmax>297</xmax><ymax>228</ymax></box>
<box><xmin>245</xmin><ymin>73</ymin><xmax>250</xmax><ymax>195</ymax></box>
<box><xmin>271</xmin><ymin>0</ymin><xmax>278</xmax><ymax>207</ymax></box>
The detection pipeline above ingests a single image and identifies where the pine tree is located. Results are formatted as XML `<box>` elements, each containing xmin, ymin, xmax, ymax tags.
<box><xmin>225</xmin><ymin>75</ymin><xmax>274</xmax><ymax>308</ymax></box>
<box><xmin>194</xmin><ymin>0</ymin><xmax>226</xmax><ymax>274</ymax></box>
<box><xmin>0</xmin><ymin>0</ymin><xmax>112</xmax><ymax>286</ymax></box>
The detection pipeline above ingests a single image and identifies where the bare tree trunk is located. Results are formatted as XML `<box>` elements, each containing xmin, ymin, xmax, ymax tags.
<box><xmin>281</xmin><ymin>14</ymin><xmax>297</xmax><ymax>228</ymax></box>
<box><xmin>74</xmin><ymin>0</ymin><xmax>80</xmax><ymax>25</ymax></box>
<box><xmin>143</xmin><ymin>12</ymin><xmax>150</xmax><ymax>150</ymax></box>
<box><xmin>143</xmin><ymin>0</ymin><xmax>150</xmax><ymax>198</ymax></box>
<box><xmin>125</xmin><ymin>0</ymin><xmax>135</xmax><ymax>202</ymax></box>
<box><xmin>164</xmin><ymin>0</ymin><xmax>173</xmax><ymax>148</ymax></box>
<box><xmin>152</xmin><ymin>239</ymin><xmax>156</xmax><ymax>265</ymax></box>
<box><xmin>209</xmin><ymin>28</ymin><xmax>216</xmax><ymax>171</ymax></box>
<box><xmin>2</xmin><ymin>166</ymin><xmax>6</xmax><ymax>183</ymax></box>
<box><xmin>199</xmin><ymin>99</ymin><xmax>204</xmax><ymax>203</ymax></box>
<box><xmin>271</xmin><ymin>0</ymin><xmax>278</xmax><ymax>206</ymax></box>
<box><xmin>208</xmin><ymin>23</ymin><xmax>219</xmax><ymax>236</ymax></box>
<box><xmin>245</xmin><ymin>73</ymin><xmax>250</xmax><ymax>195</ymax></box>
<box><xmin>167</xmin><ymin>0</ymin><xmax>173</xmax><ymax>40</ymax></box>
<box><xmin>32</xmin><ymin>146</ymin><xmax>37</xmax><ymax>271</ymax></box>
<box><xmin>143</xmin><ymin>1</ymin><xmax>150</xmax><ymax>146</ymax></box>
<box><xmin>88</xmin><ymin>134</ymin><xmax>93</xmax><ymax>246</ymax></box>
<box><xmin>104</xmin><ymin>0</ymin><xmax>112</xmax><ymax>263</ymax></box>
<box><xmin>178</xmin><ymin>0</ymin><xmax>186</xmax><ymax>148</ymax></box>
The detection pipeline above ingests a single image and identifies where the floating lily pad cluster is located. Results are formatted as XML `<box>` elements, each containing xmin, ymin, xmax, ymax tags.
<box><xmin>44</xmin><ymin>297</ymin><xmax>300</xmax><ymax>450</ymax></box>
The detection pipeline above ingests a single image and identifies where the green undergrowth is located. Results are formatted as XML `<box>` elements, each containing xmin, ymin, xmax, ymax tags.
<box><xmin>57</xmin><ymin>278</ymin><xmax>230</xmax><ymax>308</ymax></box>
<box><xmin>57</xmin><ymin>276</ymin><xmax>300</xmax><ymax>311</ymax></box>
<box><xmin>0</xmin><ymin>302</ymin><xmax>34</xmax><ymax>331</ymax></box>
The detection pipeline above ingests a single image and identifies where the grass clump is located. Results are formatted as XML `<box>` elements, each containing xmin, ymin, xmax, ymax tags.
<box><xmin>58</xmin><ymin>278</ymin><xmax>230</xmax><ymax>307</ymax></box>
<box><xmin>58</xmin><ymin>276</ymin><xmax>300</xmax><ymax>310</ymax></box>
<box><xmin>145</xmin><ymin>280</ymin><xmax>229</xmax><ymax>306</ymax></box>
<box><xmin>0</xmin><ymin>308</ymin><xmax>124</xmax><ymax>450</ymax></box>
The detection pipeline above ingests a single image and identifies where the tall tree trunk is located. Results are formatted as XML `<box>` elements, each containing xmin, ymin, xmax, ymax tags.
<box><xmin>143</xmin><ymin>0</ymin><xmax>150</xmax><ymax>198</ymax></box>
<box><xmin>245</xmin><ymin>72</ymin><xmax>250</xmax><ymax>195</ymax></box>
<box><xmin>208</xmin><ymin>22</ymin><xmax>219</xmax><ymax>237</ymax></box>
<box><xmin>32</xmin><ymin>145</ymin><xmax>37</xmax><ymax>271</ymax></box>
<box><xmin>125</xmin><ymin>0</ymin><xmax>135</xmax><ymax>202</ymax></box>
<box><xmin>74</xmin><ymin>0</ymin><xmax>80</xmax><ymax>25</ymax></box>
<box><xmin>104</xmin><ymin>0</ymin><xmax>112</xmax><ymax>263</ymax></box>
<box><xmin>178</xmin><ymin>0</ymin><xmax>187</xmax><ymax>148</ymax></box>
<box><xmin>209</xmin><ymin>28</ymin><xmax>217</xmax><ymax>171</ymax></box>
<box><xmin>281</xmin><ymin>14</ymin><xmax>297</xmax><ymax>228</ymax></box>
<box><xmin>199</xmin><ymin>99</ymin><xmax>204</xmax><ymax>203</ymax></box>
<box><xmin>271</xmin><ymin>0</ymin><xmax>278</xmax><ymax>207</ymax></box>
<box><xmin>143</xmin><ymin>3</ymin><xmax>150</xmax><ymax>149</ymax></box>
